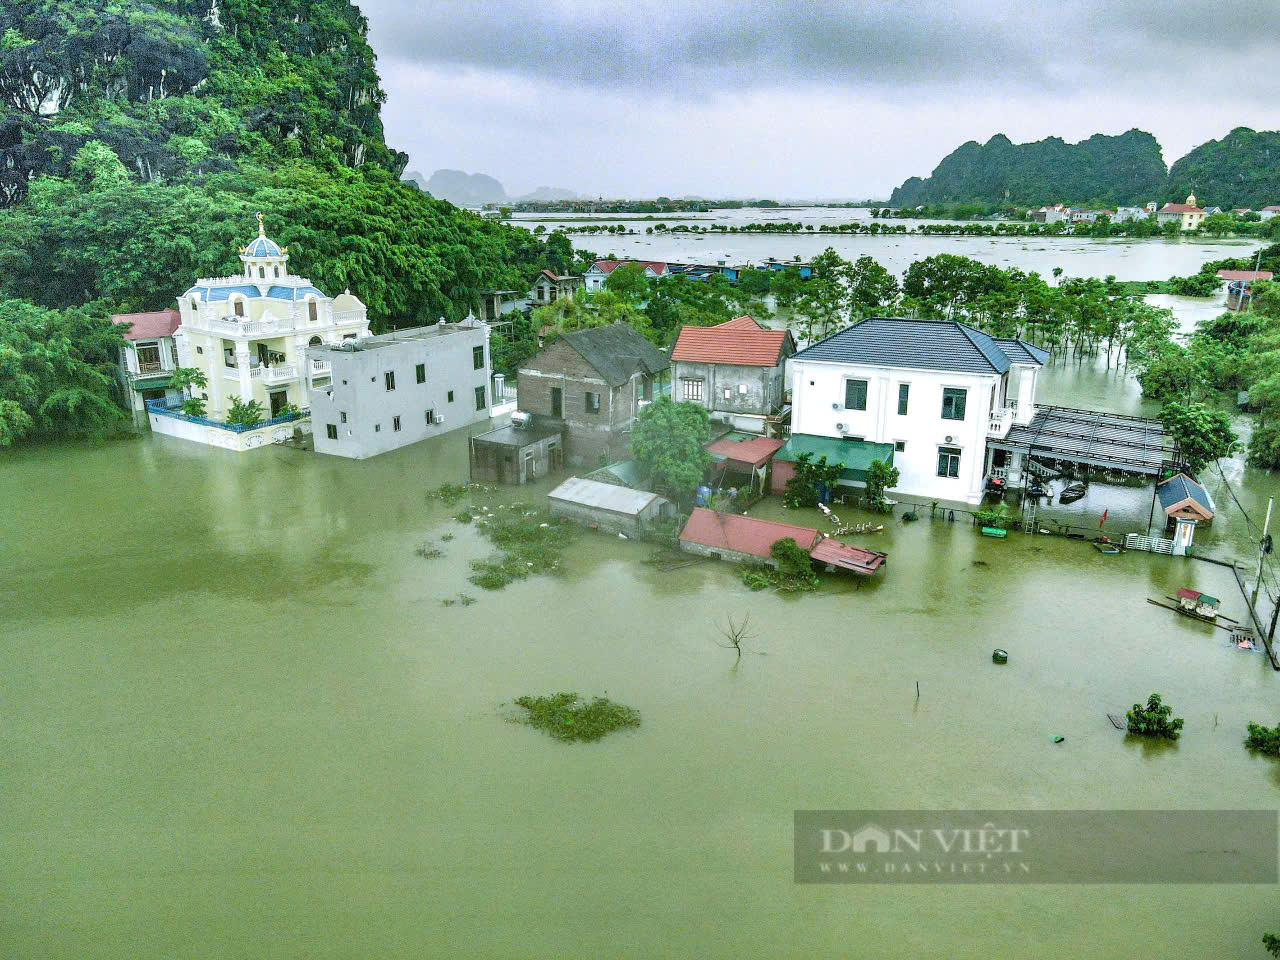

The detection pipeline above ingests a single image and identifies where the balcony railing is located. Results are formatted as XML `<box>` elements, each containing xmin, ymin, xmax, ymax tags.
<box><xmin>987</xmin><ymin>407</ymin><xmax>1016</xmax><ymax>438</ymax></box>
<box><xmin>310</xmin><ymin>359</ymin><xmax>331</xmax><ymax>375</ymax></box>
<box><xmin>253</xmin><ymin>362</ymin><xmax>298</xmax><ymax>384</ymax></box>
<box><xmin>133</xmin><ymin>361</ymin><xmax>167</xmax><ymax>377</ymax></box>
<box><xmin>146</xmin><ymin>398</ymin><xmax>309</xmax><ymax>433</ymax></box>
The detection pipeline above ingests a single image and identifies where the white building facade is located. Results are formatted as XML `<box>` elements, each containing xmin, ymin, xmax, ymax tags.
<box><xmin>789</xmin><ymin>318</ymin><xmax>1046</xmax><ymax>504</ymax></box>
<box><xmin>148</xmin><ymin>215</ymin><xmax>372</xmax><ymax>450</ymax></box>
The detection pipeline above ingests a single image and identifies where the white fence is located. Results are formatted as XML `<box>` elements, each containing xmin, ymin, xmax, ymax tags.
<box><xmin>1124</xmin><ymin>533</ymin><xmax>1175</xmax><ymax>555</ymax></box>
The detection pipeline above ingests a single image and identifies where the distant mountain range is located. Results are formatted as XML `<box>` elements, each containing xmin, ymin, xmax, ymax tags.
<box><xmin>402</xmin><ymin>169</ymin><xmax>581</xmax><ymax>206</ymax></box>
<box><xmin>888</xmin><ymin>127</ymin><xmax>1280</xmax><ymax>210</ymax></box>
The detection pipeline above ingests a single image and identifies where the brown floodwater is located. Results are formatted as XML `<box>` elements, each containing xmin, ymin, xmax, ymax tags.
<box><xmin>3</xmin><ymin>352</ymin><xmax>1280</xmax><ymax>959</ymax></box>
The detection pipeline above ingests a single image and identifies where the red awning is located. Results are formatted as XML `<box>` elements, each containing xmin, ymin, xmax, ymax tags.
<box><xmin>809</xmin><ymin>537</ymin><xmax>887</xmax><ymax>575</ymax></box>
<box><xmin>705</xmin><ymin>435</ymin><xmax>785</xmax><ymax>469</ymax></box>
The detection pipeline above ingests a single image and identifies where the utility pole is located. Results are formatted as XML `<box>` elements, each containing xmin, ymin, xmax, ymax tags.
<box><xmin>1252</xmin><ymin>497</ymin><xmax>1274</xmax><ymax>611</ymax></box>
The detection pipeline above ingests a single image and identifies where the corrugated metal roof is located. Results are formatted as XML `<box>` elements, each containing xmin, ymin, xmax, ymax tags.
<box><xmin>791</xmin><ymin>317</ymin><xmax>1012</xmax><ymax>375</ymax></box>
<box><xmin>809</xmin><ymin>537</ymin><xmax>887</xmax><ymax>575</ymax></box>
<box><xmin>1157</xmin><ymin>473</ymin><xmax>1215</xmax><ymax>517</ymax></box>
<box><xmin>772</xmin><ymin>434</ymin><xmax>894</xmax><ymax>483</ymax></box>
<box><xmin>548</xmin><ymin>476</ymin><xmax>666</xmax><ymax>516</ymax></box>
<box><xmin>585</xmin><ymin>459</ymin><xmax>647</xmax><ymax>488</ymax></box>
<box><xmin>704</xmin><ymin>435</ymin><xmax>785</xmax><ymax>468</ymax></box>
<box><xmin>678</xmin><ymin>508</ymin><xmax>820</xmax><ymax>558</ymax></box>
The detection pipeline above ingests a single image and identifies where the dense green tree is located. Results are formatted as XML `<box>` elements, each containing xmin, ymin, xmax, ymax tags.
<box><xmin>630</xmin><ymin>395</ymin><xmax>710</xmax><ymax>497</ymax></box>
<box><xmin>1160</xmin><ymin>401</ymin><xmax>1238</xmax><ymax>475</ymax></box>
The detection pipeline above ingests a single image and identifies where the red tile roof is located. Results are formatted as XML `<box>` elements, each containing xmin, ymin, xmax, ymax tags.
<box><xmin>670</xmin><ymin>317</ymin><xmax>791</xmax><ymax>367</ymax></box>
<box><xmin>111</xmin><ymin>309</ymin><xmax>181</xmax><ymax>340</ymax></box>
<box><xmin>590</xmin><ymin>259</ymin><xmax>669</xmax><ymax>276</ymax></box>
<box><xmin>809</xmin><ymin>537</ymin><xmax>886</xmax><ymax>575</ymax></box>
<box><xmin>704</xmin><ymin>435</ymin><xmax>785</xmax><ymax>468</ymax></box>
<box><xmin>1217</xmin><ymin>270</ymin><xmax>1274</xmax><ymax>282</ymax></box>
<box><xmin>1158</xmin><ymin>203</ymin><xmax>1204</xmax><ymax>214</ymax></box>
<box><xmin>538</xmin><ymin>269</ymin><xmax>558</xmax><ymax>283</ymax></box>
<box><xmin>1263</xmin><ymin>206</ymin><xmax>1280</xmax><ymax>212</ymax></box>
<box><xmin>679</xmin><ymin>508</ymin><xmax>819</xmax><ymax>559</ymax></box>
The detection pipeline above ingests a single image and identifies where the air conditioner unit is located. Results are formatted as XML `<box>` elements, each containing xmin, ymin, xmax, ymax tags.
<box><xmin>831</xmin><ymin>402</ymin><xmax>840</xmax><ymax>410</ymax></box>
<box><xmin>835</xmin><ymin>423</ymin><xmax>846</xmax><ymax>432</ymax></box>
<box><xmin>436</xmin><ymin>416</ymin><xmax>445</xmax><ymax>425</ymax></box>
<box><xmin>945</xmin><ymin>435</ymin><xmax>954</xmax><ymax>443</ymax></box>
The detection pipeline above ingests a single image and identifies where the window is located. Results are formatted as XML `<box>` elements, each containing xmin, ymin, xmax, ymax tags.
<box><xmin>233</xmin><ymin>300</ymin><xmax>245</xmax><ymax>317</ymax></box>
<box><xmin>448</xmin><ymin>390</ymin><xmax>455</xmax><ymax>403</ymax></box>
<box><xmin>585</xmin><ymin>391</ymin><xmax>600</xmax><ymax>414</ymax></box>
<box><xmin>274</xmin><ymin>266</ymin><xmax>280</xmax><ymax>278</ymax></box>
<box><xmin>475</xmin><ymin>386</ymin><xmax>486</xmax><ymax>410</ymax></box>
<box><xmin>309</xmin><ymin>336</ymin><xmax>322</xmax><ymax>347</ymax></box>
<box><xmin>326</xmin><ymin>424</ymin><xmax>338</xmax><ymax>440</ymax></box>
<box><xmin>416</xmin><ymin>363</ymin><xmax>426</xmax><ymax>384</ymax></box>
<box><xmin>340</xmin><ymin>411</ymin><xmax>347</xmax><ymax>423</ymax></box>
<box><xmin>258</xmin><ymin>267</ymin><xmax>265</xmax><ymax>278</ymax></box>
<box><xmin>425</xmin><ymin>409</ymin><xmax>435</xmax><ymax>425</ymax></box>
<box><xmin>738</xmin><ymin>384</ymin><xmax>747</xmax><ymax>395</ymax></box>
<box><xmin>894</xmin><ymin>440</ymin><xmax>906</xmax><ymax>453</ymax></box>
<box><xmin>681</xmin><ymin>378</ymin><xmax>704</xmax><ymax>401</ymax></box>
<box><xmin>937</xmin><ymin>446</ymin><xmax>961</xmax><ymax>478</ymax></box>
<box><xmin>191</xmin><ymin>300</ymin><xmax>198</xmax><ymax>311</ymax></box>
<box><xmin>375</xmin><ymin>423</ymin><xmax>381</xmax><ymax>433</ymax></box>
<box><xmin>385</xmin><ymin>371</ymin><xmax>396</xmax><ymax>391</ymax></box>
<box><xmin>898</xmin><ymin>383</ymin><xmax>910</xmax><ymax>416</ymax></box>
<box><xmin>473</xmin><ymin>346</ymin><xmax>485</xmax><ymax>370</ymax></box>
<box><xmin>308</xmin><ymin>301</ymin><xmax>318</xmax><ymax>323</ymax></box>
<box><xmin>393</xmin><ymin>416</ymin><xmax>401</xmax><ymax>432</ymax></box>
<box><xmin>196</xmin><ymin>346</ymin><xmax>203</xmax><ymax>354</ymax></box>
<box><xmin>723</xmin><ymin>388</ymin><xmax>731</xmax><ymax>400</ymax></box>
<box><xmin>844</xmin><ymin>379</ymin><xmax>868</xmax><ymax>411</ymax></box>
<box><xmin>941</xmin><ymin>388</ymin><xmax>967</xmax><ymax>420</ymax></box>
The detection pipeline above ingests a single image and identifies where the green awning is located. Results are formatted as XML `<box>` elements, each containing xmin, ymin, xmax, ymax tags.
<box><xmin>585</xmin><ymin>459</ymin><xmax>648</xmax><ymax>489</ymax></box>
<box><xmin>132</xmin><ymin>374</ymin><xmax>173</xmax><ymax>389</ymax></box>
<box><xmin>773</xmin><ymin>434</ymin><xmax>895</xmax><ymax>483</ymax></box>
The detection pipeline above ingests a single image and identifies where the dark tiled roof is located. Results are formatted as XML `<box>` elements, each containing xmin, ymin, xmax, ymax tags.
<box><xmin>561</xmin><ymin>323</ymin><xmax>669</xmax><ymax>387</ymax></box>
<box><xmin>1157</xmin><ymin>473</ymin><xmax>1215</xmax><ymax>516</ymax></box>
<box><xmin>792</xmin><ymin>317</ymin><xmax>1011</xmax><ymax>375</ymax></box>
<box><xmin>992</xmin><ymin>337</ymin><xmax>1050</xmax><ymax>365</ymax></box>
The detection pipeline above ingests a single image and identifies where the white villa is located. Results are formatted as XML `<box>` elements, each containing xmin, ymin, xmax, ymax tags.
<box><xmin>1156</xmin><ymin>194</ymin><xmax>1208</xmax><ymax>232</ymax></box>
<box><xmin>147</xmin><ymin>215</ymin><xmax>371</xmax><ymax>450</ymax></box>
<box><xmin>788</xmin><ymin>317</ymin><xmax>1048</xmax><ymax>504</ymax></box>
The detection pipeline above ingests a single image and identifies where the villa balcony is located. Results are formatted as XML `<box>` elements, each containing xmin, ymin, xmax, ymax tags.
<box><xmin>252</xmin><ymin>362</ymin><xmax>298</xmax><ymax>384</ymax></box>
<box><xmin>987</xmin><ymin>406</ymin><xmax>1017</xmax><ymax>439</ymax></box>
<box><xmin>310</xmin><ymin>358</ymin><xmax>331</xmax><ymax>375</ymax></box>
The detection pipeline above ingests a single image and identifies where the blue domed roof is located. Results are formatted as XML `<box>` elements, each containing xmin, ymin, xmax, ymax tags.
<box><xmin>245</xmin><ymin>235</ymin><xmax>283</xmax><ymax>258</ymax></box>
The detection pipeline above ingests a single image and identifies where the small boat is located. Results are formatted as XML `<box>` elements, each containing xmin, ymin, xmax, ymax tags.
<box><xmin>981</xmin><ymin>526</ymin><xmax>1007</xmax><ymax>538</ymax></box>
<box><xmin>1059</xmin><ymin>482</ymin><xmax>1087</xmax><ymax>504</ymax></box>
<box><xmin>992</xmin><ymin>648</ymin><xmax>1009</xmax><ymax>663</ymax></box>
<box><xmin>1093</xmin><ymin>541</ymin><xmax>1121</xmax><ymax>555</ymax></box>
<box><xmin>1175</xmin><ymin>588</ymin><xmax>1220</xmax><ymax>622</ymax></box>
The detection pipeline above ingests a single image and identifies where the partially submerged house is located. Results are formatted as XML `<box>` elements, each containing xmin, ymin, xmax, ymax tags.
<box><xmin>705</xmin><ymin>433</ymin><xmax>786</xmax><ymax>494</ymax></box>
<box><xmin>677</xmin><ymin>508</ymin><xmax>885</xmax><ymax>575</ymax></box>
<box><xmin>1156</xmin><ymin>472</ymin><xmax>1215</xmax><ymax>556</ymax></box>
<box><xmin>516</xmin><ymin>322</ymin><xmax>668</xmax><ymax>468</ymax></box>
<box><xmin>113</xmin><ymin>308</ymin><xmax>183</xmax><ymax>419</ymax></box>
<box><xmin>529</xmin><ymin>270</ymin><xmax>582</xmax><ymax>305</ymax></box>
<box><xmin>788</xmin><ymin>317</ymin><xmax>1047</xmax><ymax>503</ymax></box>
<box><xmin>582</xmin><ymin>260</ymin><xmax>670</xmax><ymax>293</ymax></box>
<box><xmin>670</xmin><ymin>315</ymin><xmax>795</xmax><ymax>434</ymax></box>
<box><xmin>469</xmin><ymin>417</ymin><xmax>563</xmax><ymax>484</ymax></box>
<box><xmin>547</xmin><ymin>476</ymin><xmax>675</xmax><ymax>535</ymax></box>
<box><xmin>1218</xmin><ymin>269</ymin><xmax>1274</xmax><ymax>311</ymax></box>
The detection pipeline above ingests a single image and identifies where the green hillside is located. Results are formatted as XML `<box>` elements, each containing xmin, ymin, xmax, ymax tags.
<box><xmin>1167</xmin><ymin>127</ymin><xmax>1280</xmax><ymax>210</ymax></box>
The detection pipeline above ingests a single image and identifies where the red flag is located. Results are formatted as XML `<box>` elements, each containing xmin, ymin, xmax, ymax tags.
<box><xmin>1099</xmin><ymin>508</ymin><xmax>1109</xmax><ymax>528</ymax></box>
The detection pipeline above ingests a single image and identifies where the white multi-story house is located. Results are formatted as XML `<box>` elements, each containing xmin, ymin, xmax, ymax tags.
<box><xmin>1156</xmin><ymin>194</ymin><xmax>1207</xmax><ymax>231</ymax></box>
<box><xmin>788</xmin><ymin>317</ymin><xmax>1048</xmax><ymax>504</ymax></box>
<box><xmin>582</xmin><ymin>260</ymin><xmax>670</xmax><ymax>293</ymax></box>
<box><xmin>146</xmin><ymin>214</ymin><xmax>372</xmax><ymax>451</ymax></box>
<box><xmin>113</xmin><ymin>308</ymin><xmax>183</xmax><ymax>418</ymax></box>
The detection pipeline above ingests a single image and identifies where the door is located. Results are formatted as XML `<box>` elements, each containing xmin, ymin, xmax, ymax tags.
<box><xmin>269</xmin><ymin>390</ymin><xmax>287</xmax><ymax>417</ymax></box>
<box><xmin>551</xmin><ymin>387</ymin><xmax>563</xmax><ymax>418</ymax></box>
<box><xmin>257</xmin><ymin>343</ymin><xmax>270</xmax><ymax>366</ymax></box>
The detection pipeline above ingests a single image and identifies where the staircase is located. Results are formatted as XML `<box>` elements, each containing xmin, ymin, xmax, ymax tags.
<box><xmin>1023</xmin><ymin>497</ymin><xmax>1037</xmax><ymax>533</ymax></box>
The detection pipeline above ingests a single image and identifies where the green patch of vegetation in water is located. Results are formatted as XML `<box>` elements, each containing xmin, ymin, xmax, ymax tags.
<box><xmin>512</xmin><ymin>693</ymin><xmax>641</xmax><ymax>743</ymax></box>
<box><xmin>433</xmin><ymin>482</ymin><xmax>484</xmax><ymax>505</ymax></box>
<box><xmin>1126</xmin><ymin>693</ymin><xmax>1185</xmax><ymax>741</ymax></box>
<box><xmin>468</xmin><ymin>503</ymin><xmax>575</xmax><ymax>590</ymax></box>
<box><xmin>1244</xmin><ymin>721</ymin><xmax>1280</xmax><ymax>757</ymax></box>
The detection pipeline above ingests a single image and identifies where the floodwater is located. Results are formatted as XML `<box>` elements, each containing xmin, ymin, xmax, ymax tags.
<box><xmin>5</xmin><ymin>346</ymin><xmax>1280</xmax><ymax>959</ymax></box>
<box><xmin>512</xmin><ymin>205</ymin><xmax>1265</xmax><ymax>283</ymax></box>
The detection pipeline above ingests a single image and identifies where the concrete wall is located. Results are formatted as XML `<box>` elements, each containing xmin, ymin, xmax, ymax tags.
<box><xmin>547</xmin><ymin>499</ymin><xmax>670</xmax><ymax>535</ymax></box>
<box><xmin>679</xmin><ymin>539</ymin><xmax>776</xmax><ymax>568</ymax></box>
<box><xmin>671</xmin><ymin>359</ymin><xmax>783</xmax><ymax>428</ymax></box>
<box><xmin>149</xmin><ymin>410</ymin><xmax>307</xmax><ymax>451</ymax></box>
<box><xmin>790</xmin><ymin>357</ymin><xmax>1000</xmax><ymax>504</ymax></box>
<box><xmin>517</xmin><ymin>339</ymin><xmax>650</xmax><ymax>468</ymax></box>
<box><xmin>310</xmin><ymin>326</ymin><xmax>491</xmax><ymax>459</ymax></box>
<box><xmin>471</xmin><ymin>434</ymin><xmax>561</xmax><ymax>484</ymax></box>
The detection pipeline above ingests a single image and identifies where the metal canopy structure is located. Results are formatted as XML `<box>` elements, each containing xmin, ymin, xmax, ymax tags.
<box><xmin>988</xmin><ymin>404</ymin><xmax>1177</xmax><ymax>475</ymax></box>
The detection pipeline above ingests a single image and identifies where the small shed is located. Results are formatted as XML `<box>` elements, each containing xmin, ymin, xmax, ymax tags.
<box><xmin>809</xmin><ymin>537</ymin><xmax>887</xmax><ymax>576</ymax></box>
<box><xmin>705</xmin><ymin>433</ymin><xmax>786</xmax><ymax>493</ymax></box>
<box><xmin>1156</xmin><ymin>473</ymin><xmax>1215</xmax><ymax>524</ymax></box>
<box><xmin>470</xmin><ymin>421</ymin><xmax>563</xmax><ymax>484</ymax></box>
<box><xmin>678</xmin><ymin>508</ymin><xmax>821</xmax><ymax>566</ymax></box>
<box><xmin>547</xmin><ymin>476</ymin><xmax>676</xmax><ymax>535</ymax></box>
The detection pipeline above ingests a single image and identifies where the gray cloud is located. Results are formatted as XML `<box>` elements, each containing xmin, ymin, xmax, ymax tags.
<box><xmin>361</xmin><ymin>0</ymin><xmax>1280</xmax><ymax>197</ymax></box>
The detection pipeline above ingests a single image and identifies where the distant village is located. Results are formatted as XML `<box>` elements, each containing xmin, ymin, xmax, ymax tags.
<box><xmin>110</xmin><ymin>215</ymin><xmax>1217</xmax><ymax>585</ymax></box>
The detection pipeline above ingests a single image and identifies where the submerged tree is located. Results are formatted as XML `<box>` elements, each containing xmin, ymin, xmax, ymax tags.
<box><xmin>1126</xmin><ymin>693</ymin><xmax>1184</xmax><ymax>741</ymax></box>
<box><xmin>630</xmin><ymin>395</ymin><xmax>710</xmax><ymax>498</ymax></box>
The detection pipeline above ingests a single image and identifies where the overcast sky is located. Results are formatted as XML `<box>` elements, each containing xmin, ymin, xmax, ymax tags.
<box><xmin>363</xmin><ymin>0</ymin><xmax>1279</xmax><ymax>199</ymax></box>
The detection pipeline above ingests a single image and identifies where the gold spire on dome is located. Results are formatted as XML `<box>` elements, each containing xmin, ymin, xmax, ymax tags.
<box><xmin>256</xmin><ymin>211</ymin><xmax>265</xmax><ymax>236</ymax></box>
